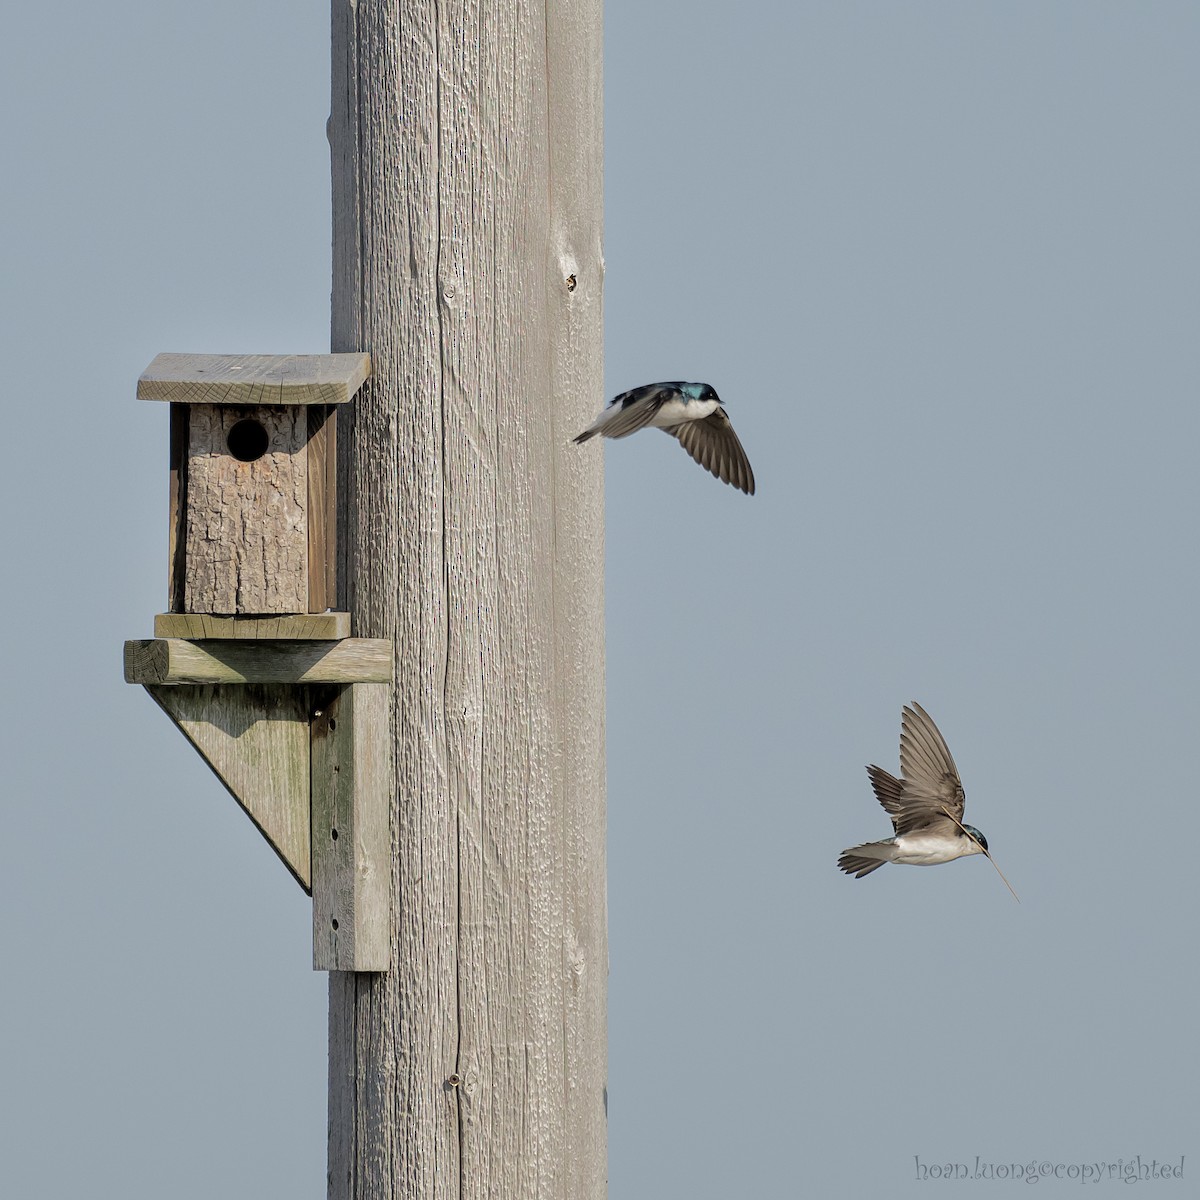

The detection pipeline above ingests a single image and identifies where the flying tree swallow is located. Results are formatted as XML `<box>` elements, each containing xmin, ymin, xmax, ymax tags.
<box><xmin>574</xmin><ymin>381</ymin><xmax>755</xmax><ymax>495</ymax></box>
<box><xmin>839</xmin><ymin>702</ymin><xmax>1018</xmax><ymax>900</ymax></box>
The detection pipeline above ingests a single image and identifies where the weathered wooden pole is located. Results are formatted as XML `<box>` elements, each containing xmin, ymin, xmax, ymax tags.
<box><xmin>328</xmin><ymin>1</ymin><xmax>606</xmax><ymax>1197</ymax></box>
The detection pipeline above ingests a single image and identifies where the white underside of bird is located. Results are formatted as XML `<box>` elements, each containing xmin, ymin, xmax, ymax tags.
<box><xmin>590</xmin><ymin>395</ymin><xmax>721</xmax><ymax>433</ymax></box>
<box><xmin>845</xmin><ymin>831</ymin><xmax>984</xmax><ymax>868</ymax></box>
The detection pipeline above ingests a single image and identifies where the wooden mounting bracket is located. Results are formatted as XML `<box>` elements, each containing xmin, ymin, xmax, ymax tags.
<box><xmin>124</xmin><ymin>634</ymin><xmax>393</xmax><ymax>972</ymax></box>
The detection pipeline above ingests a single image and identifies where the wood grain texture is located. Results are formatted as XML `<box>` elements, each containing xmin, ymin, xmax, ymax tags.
<box><xmin>312</xmin><ymin>684</ymin><xmax>393</xmax><ymax>972</ymax></box>
<box><xmin>308</xmin><ymin>407</ymin><xmax>340</xmax><ymax>612</ymax></box>
<box><xmin>153</xmin><ymin>612</ymin><xmax>352</xmax><ymax>640</ymax></box>
<box><xmin>124</xmin><ymin>638</ymin><xmax>393</xmax><ymax>685</ymax></box>
<box><xmin>138</xmin><ymin>352</ymin><xmax>371</xmax><ymax>406</ymax></box>
<box><xmin>183</xmin><ymin>405</ymin><xmax>309</xmax><ymax>614</ymax></box>
<box><xmin>546</xmin><ymin>2</ymin><xmax>608</xmax><ymax>1194</ymax></box>
<box><xmin>146</xmin><ymin>683</ymin><xmax>313</xmax><ymax>890</ymax></box>
<box><xmin>328</xmin><ymin>0</ymin><xmax>605</xmax><ymax>1196</ymax></box>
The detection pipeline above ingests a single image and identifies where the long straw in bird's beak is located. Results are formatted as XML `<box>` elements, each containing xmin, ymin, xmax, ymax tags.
<box><xmin>981</xmin><ymin>850</ymin><xmax>1020</xmax><ymax>904</ymax></box>
<box><xmin>944</xmin><ymin>811</ymin><xmax>1020</xmax><ymax>904</ymax></box>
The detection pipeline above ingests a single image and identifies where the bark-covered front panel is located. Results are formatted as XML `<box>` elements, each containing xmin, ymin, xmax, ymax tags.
<box><xmin>183</xmin><ymin>406</ymin><xmax>309</xmax><ymax>614</ymax></box>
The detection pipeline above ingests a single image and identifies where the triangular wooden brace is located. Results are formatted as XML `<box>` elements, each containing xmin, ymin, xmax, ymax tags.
<box><xmin>146</xmin><ymin>683</ymin><xmax>313</xmax><ymax>891</ymax></box>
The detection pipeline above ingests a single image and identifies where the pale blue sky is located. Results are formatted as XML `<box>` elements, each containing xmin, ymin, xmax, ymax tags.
<box><xmin>3</xmin><ymin>3</ymin><xmax>1197</xmax><ymax>1196</ymax></box>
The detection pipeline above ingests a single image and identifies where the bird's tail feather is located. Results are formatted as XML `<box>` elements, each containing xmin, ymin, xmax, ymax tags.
<box><xmin>573</xmin><ymin>428</ymin><xmax>598</xmax><ymax>444</ymax></box>
<box><xmin>838</xmin><ymin>841</ymin><xmax>894</xmax><ymax>878</ymax></box>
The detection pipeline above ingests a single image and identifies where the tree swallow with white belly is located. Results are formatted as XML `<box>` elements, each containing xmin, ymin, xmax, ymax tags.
<box><xmin>839</xmin><ymin>702</ymin><xmax>1018</xmax><ymax>900</ymax></box>
<box><xmin>574</xmin><ymin>381</ymin><xmax>755</xmax><ymax>494</ymax></box>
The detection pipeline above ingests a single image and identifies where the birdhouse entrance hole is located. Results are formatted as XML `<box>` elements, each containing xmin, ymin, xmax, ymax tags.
<box><xmin>226</xmin><ymin>417</ymin><xmax>270</xmax><ymax>462</ymax></box>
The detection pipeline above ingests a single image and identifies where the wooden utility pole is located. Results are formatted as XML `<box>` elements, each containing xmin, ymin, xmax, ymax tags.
<box><xmin>328</xmin><ymin>1</ymin><xmax>606</xmax><ymax>1197</ymax></box>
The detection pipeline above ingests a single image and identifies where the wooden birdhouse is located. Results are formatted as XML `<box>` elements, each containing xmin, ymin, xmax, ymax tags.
<box><xmin>137</xmin><ymin>352</ymin><xmax>370</xmax><ymax>632</ymax></box>
<box><xmin>125</xmin><ymin>352</ymin><xmax>392</xmax><ymax>973</ymax></box>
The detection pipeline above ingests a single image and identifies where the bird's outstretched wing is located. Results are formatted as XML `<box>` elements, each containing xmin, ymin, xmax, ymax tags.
<box><xmin>573</xmin><ymin>385</ymin><xmax>673</xmax><ymax>443</ymax></box>
<box><xmin>668</xmin><ymin>408</ymin><xmax>756</xmax><ymax>495</ymax></box>
<box><xmin>865</xmin><ymin>764</ymin><xmax>905</xmax><ymax>833</ymax></box>
<box><xmin>891</xmin><ymin>701</ymin><xmax>966</xmax><ymax>834</ymax></box>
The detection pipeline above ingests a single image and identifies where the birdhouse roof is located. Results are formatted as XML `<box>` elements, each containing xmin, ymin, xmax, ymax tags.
<box><xmin>137</xmin><ymin>353</ymin><xmax>371</xmax><ymax>406</ymax></box>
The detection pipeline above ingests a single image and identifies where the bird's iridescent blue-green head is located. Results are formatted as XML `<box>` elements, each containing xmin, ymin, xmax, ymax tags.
<box><xmin>680</xmin><ymin>382</ymin><xmax>719</xmax><ymax>403</ymax></box>
<box><xmin>963</xmin><ymin>824</ymin><xmax>988</xmax><ymax>852</ymax></box>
